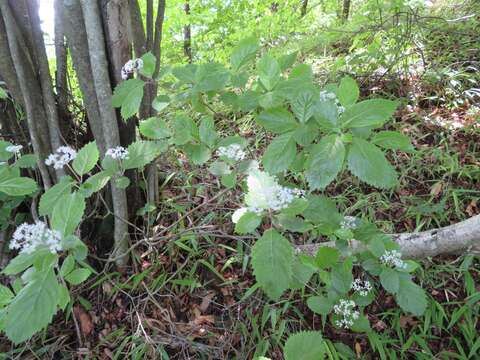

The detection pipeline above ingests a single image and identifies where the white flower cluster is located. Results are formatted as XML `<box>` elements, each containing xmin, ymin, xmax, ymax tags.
<box><xmin>319</xmin><ymin>90</ymin><xmax>345</xmax><ymax>114</ymax></box>
<box><xmin>10</xmin><ymin>221</ymin><xmax>62</xmax><ymax>254</ymax></box>
<box><xmin>106</xmin><ymin>146</ymin><xmax>129</xmax><ymax>160</ymax></box>
<box><xmin>45</xmin><ymin>146</ymin><xmax>77</xmax><ymax>169</ymax></box>
<box><xmin>121</xmin><ymin>58</ymin><xmax>144</xmax><ymax>80</ymax></box>
<box><xmin>404</xmin><ymin>0</ymin><xmax>426</xmax><ymax>9</ymax></box>
<box><xmin>5</xmin><ymin>144</ymin><xmax>23</xmax><ymax>154</ymax></box>
<box><xmin>340</xmin><ymin>216</ymin><xmax>358</xmax><ymax>230</ymax></box>
<box><xmin>232</xmin><ymin>170</ymin><xmax>305</xmax><ymax>223</ymax></box>
<box><xmin>216</xmin><ymin>144</ymin><xmax>246</xmax><ymax>162</ymax></box>
<box><xmin>380</xmin><ymin>250</ymin><xmax>407</xmax><ymax>269</ymax></box>
<box><xmin>333</xmin><ymin>299</ymin><xmax>359</xmax><ymax>329</ymax></box>
<box><xmin>352</xmin><ymin>278</ymin><xmax>372</xmax><ymax>297</ymax></box>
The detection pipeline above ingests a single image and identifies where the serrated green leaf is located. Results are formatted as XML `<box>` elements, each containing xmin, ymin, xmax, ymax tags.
<box><xmin>0</xmin><ymin>177</ymin><xmax>37</xmax><ymax>196</ymax></box>
<box><xmin>39</xmin><ymin>176</ymin><xmax>74</xmax><ymax>216</ymax></box>
<box><xmin>51</xmin><ymin>192</ymin><xmax>86</xmax><ymax>236</ymax></box>
<box><xmin>262</xmin><ymin>133</ymin><xmax>296</xmax><ymax>174</ymax></box>
<box><xmin>79</xmin><ymin>171</ymin><xmax>110</xmax><ymax>198</ymax></box>
<box><xmin>14</xmin><ymin>154</ymin><xmax>37</xmax><ymax>169</ymax></box>
<box><xmin>139</xmin><ymin>52</ymin><xmax>156</xmax><ymax>78</ymax></box>
<box><xmin>371</xmin><ymin>131</ymin><xmax>414</xmax><ymax>152</ymax></box>
<box><xmin>257</xmin><ymin>53</ymin><xmax>281</xmax><ymax>91</ymax></box>
<box><xmin>199</xmin><ymin>116</ymin><xmax>218</xmax><ymax>148</ymax></box>
<box><xmin>305</xmin><ymin>134</ymin><xmax>345</xmax><ymax>190</ymax></box>
<box><xmin>221</xmin><ymin>172</ymin><xmax>236</xmax><ymax>188</ymax></box>
<box><xmin>251</xmin><ymin>229</ymin><xmax>294</xmax><ymax>300</ymax></box>
<box><xmin>73</xmin><ymin>141</ymin><xmax>99</xmax><ymax>176</ymax></box>
<box><xmin>307</xmin><ymin>295</ymin><xmax>334</xmax><ymax>315</ymax></box>
<box><xmin>303</xmin><ymin>195</ymin><xmax>342</xmax><ymax>234</ymax></box>
<box><xmin>230</xmin><ymin>37</ymin><xmax>259</xmax><ymax>71</ymax></box>
<box><xmin>396</xmin><ymin>278</ymin><xmax>427</xmax><ymax>316</ymax></box>
<box><xmin>152</xmin><ymin>95</ymin><xmax>170</xmax><ymax>112</ymax></box>
<box><xmin>194</xmin><ymin>63</ymin><xmax>230</xmax><ymax>92</ymax></box>
<box><xmin>60</xmin><ymin>255</ymin><xmax>75</xmax><ymax>277</ymax></box>
<box><xmin>256</xmin><ymin>107</ymin><xmax>298</xmax><ymax>134</ymax></box>
<box><xmin>123</xmin><ymin>140</ymin><xmax>163</xmax><ymax>170</ymax></box>
<box><xmin>292</xmin><ymin>122</ymin><xmax>319</xmax><ymax>146</ymax></box>
<box><xmin>340</xmin><ymin>99</ymin><xmax>398</xmax><ymax>129</ymax></box>
<box><xmin>173</xmin><ymin>114</ymin><xmax>198</xmax><ymax>145</ymax></box>
<box><xmin>314</xmin><ymin>100</ymin><xmax>339</xmax><ymax>130</ymax></box>
<box><xmin>331</xmin><ymin>261</ymin><xmax>353</xmax><ymax>294</ymax></box>
<box><xmin>315</xmin><ymin>247</ymin><xmax>340</xmax><ymax>269</ymax></box>
<box><xmin>278</xmin><ymin>52</ymin><xmax>297</xmax><ymax>71</ymax></box>
<box><xmin>172</xmin><ymin>64</ymin><xmax>197</xmax><ymax>83</ymax></box>
<box><xmin>337</xmin><ymin>76</ymin><xmax>359</xmax><ymax>106</ymax></box>
<box><xmin>112</xmin><ymin>78</ymin><xmax>145</xmax><ymax>120</ymax></box>
<box><xmin>235</xmin><ymin>212</ymin><xmax>261</xmax><ymax>234</ymax></box>
<box><xmin>284</xmin><ymin>331</ymin><xmax>325</xmax><ymax>360</ymax></box>
<box><xmin>347</xmin><ymin>138</ymin><xmax>397</xmax><ymax>189</ymax></box>
<box><xmin>0</xmin><ymin>284</ymin><xmax>13</xmax><ymax>307</ymax></box>
<box><xmin>139</xmin><ymin>117</ymin><xmax>171</xmax><ymax>139</ymax></box>
<box><xmin>115</xmin><ymin>176</ymin><xmax>130</xmax><ymax>189</ymax></box>
<box><xmin>183</xmin><ymin>143</ymin><xmax>211</xmax><ymax>165</ymax></box>
<box><xmin>65</xmin><ymin>268</ymin><xmax>91</xmax><ymax>285</ymax></box>
<box><xmin>208</xmin><ymin>161</ymin><xmax>231</xmax><ymax>176</ymax></box>
<box><xmin>291</xmin><ymin>91</ymin><xmax>316</xmax><ymax>123</ymax></box>
<box><xmin>290</xmin><ymin>256</ymin><xmax>315</xmax><ymax>289</ymax></box>
<box><xmin>380</xmin><ymin>268</ymin><xmax>400</xmax><ymax>294</ymax></box>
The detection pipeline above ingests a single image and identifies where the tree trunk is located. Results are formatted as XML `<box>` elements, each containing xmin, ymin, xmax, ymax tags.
<box><xmin>183</xmin><ymin>1</ymin><xmax>192</xmax><ymax>63</ymax></box>
<box><xmin>54</xmin><ymin>0</ymin><xmax>69</xmax><ymax>128</ymax></box>
<box><xmin>295</xmin><ymin>215</ymin><xmax>480</xmax><ymax>259</ymax></box>
<box><xmin>80</xmin><ymin>0</ymin><xmax>131</xmax><ymax>267</ymax></box>
<box><xmin>300</xmin><ymin>0</ymin><xmax>308</xmax><ymax>17</ymax></box>
<box><xmin>341</xmin><ymin>0</ymin><xmax>351</xmax><ymax>22</ymax></box>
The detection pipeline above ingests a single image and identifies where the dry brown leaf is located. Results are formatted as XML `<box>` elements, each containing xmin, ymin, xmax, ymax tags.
<box><xmin>74</xmin><ymin>306</ymin><xmax>94</xmax><ymax>337</ymax></box>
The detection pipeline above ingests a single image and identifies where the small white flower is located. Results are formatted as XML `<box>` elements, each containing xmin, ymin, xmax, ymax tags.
<box><xmin>5</xmin><ymin>144</ymin><xmax>23</xmax><ymax>154</ymax></box>
<box><xmin>45</xmin><ymin>146</ymin><xmax>77</xmax><ymax>169</ymax></box>
<box><xmin>352</xmin><ymin>278</ymin><xmax>372</xmax><ymax>297</ymax></box>
<box><xmin>333</xmin><ymin>299</ymin><xmax>360</xmax><ymax>329</ymax></box>
<box><xmin>380</xmin><ymin>250</ymin><xmax>407</xmax><ymax>269</ymax></box>
<box><xmin>106</xmin><ymin>146</ymin><xmax>129</xmax><ymax>160</ymax></box>
<box><xmin>121</xmin><ymin>58</ymin><xmax>144</xmax><ymax>80</ymax></box>
<box><xmin>9</xmin><ymin>221</ymin><xmax>62</xmax><ymax>254</ymax></box>
<box><xmin>216</xmin><ymin>144</ymin><xmax>246</xmax><ymax>161</ymax></box>
<box><xmin>231</xmin><ymin>169</ymin><xmax>305</xmax><ymax>220</ymax></box>
<box><xmin>232</xmin><ymin>207</ymin><xmax>248</xmax><ymax>223</ymax></box>
<box><xmin>341</xmin><ymin>216</ymin><xmax>358</xmax><ymax>230</ymax></box>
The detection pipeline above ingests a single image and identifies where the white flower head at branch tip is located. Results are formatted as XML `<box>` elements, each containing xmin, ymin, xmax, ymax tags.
<box><xmin>341</xmin><ymin>215</ymin><xmax>358</xmax><ymax>230</ymax></box>
<box><xmin>380</xmin><ymin>250</ymin><xmax>407</xmax><ymax>269</ymax></box>
<box><xmin>352</xmin><ymin>278</ymin><xmax>372</xmax><ymax>297</ymax></box>
<box><xmin>216</xmin><ymin>144</ymin><xmax>246</xmax><ymax>162</ymax></box>
<box><xmin>121</xmin><ymin>58</ymin><xmax>144</xmax><ymax>80</ymax></box>
<box><xmin>45</xmin><ymin>146</ymin><xmax>77</xmax><ymax>169</ymax></box>
<box><xmin>5</xmin><ymin>144</ymin><xmax>23</xmax><ymax>154</ymax></box>
<box><xmin>9</xmin><ymin>221</ymin><xmax>62</xmax><ymax>254</ymax></box>
<box><xmin>106</xmin><ymin>146</ymin><xmax>129</xmax><ymax>160</ymax></box>
<box><xmin>333</xmin><ymin>299</ymin><xmax>360</xmax><ymax>329</ymax></box>
<box><xmin>231</xmin><ymin>169</ymin><xmax>305</xmax><ymax>223</ymax></box>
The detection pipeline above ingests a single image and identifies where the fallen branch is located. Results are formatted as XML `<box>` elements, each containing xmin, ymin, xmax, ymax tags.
<box><xmin>296</xmin><ymin>215</ymin><xmax>480</xmax><ymax>259</ymax></box>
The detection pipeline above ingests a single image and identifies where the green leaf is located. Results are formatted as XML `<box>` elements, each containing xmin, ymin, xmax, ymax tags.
<box><xmin>351</xmin><ymin>314</ymin><xmax>371</xmax><ymax>333</ymax></box>
<box><xmin>194</xmin><ymin>63</ymin><xmax>230</xmax><ymax>92</ymax></box>
<box><xmin>2</xmin><ymin>250</ymin><xmax>49</xmax><ymax>275</ymax></box>
<box><xmin>79</xmin><ymin>171</ymin><xmax>110</xmax><ymax>198</ymax></box>
<box><xmin>307</xmin><ymin>296</ymin><xmax>335</xmax><ymax>315</ymax></box>
<box><xmin>303</xmin><ymin>195</ymin><xmax>342</xmax><ymax>234</ymax></box>
<box><xmin>199</xmin><ymin>116</ymin><xmax>218</xmax><ymax>148</ymax></box>
<box><xmin>262</xmin><ymin>133</ymin><xmax>296</xmax><ymax>174</ymax></box>
<box><xmin>347</xmin><ymin>138</ymin><xmax>397</xmax><ymax>189</ymax></box>
<box><xmin>292</xmin><ymin>122</ymin><xmax>319</xmax><ymax>146</ymax></box>
<box><xmin>60</xmin><ymin>255</ymin><xmax>75</xmax><ymax>277</ymax></box>
<box><xmin>256</xmin><ymin>108</ymin><xmax>298</xmax><ymax>134</ymax></box>
<box><xmin>39</xmin><ymin>176</ymin><xmax>75</xmax><ymax>216</ymax></box>
<box><xmin>123</xmin><ymin>140</ymin><xmax>163</xmax><ymax>170</ymax></box>
<box><xmin>371</xmin><ymin>131</ymin><xmax>414</xmax><ymax>152</ymax></box>
<box><xmin>284</xmin><ymin>331</ymin><xmax>325</xmax><ymax>360</ymax></box>
<box><xmin>152</xmin><ymin>95</ymin><xmax>170</xmax><ymax>112</ymax></box>
<box><xmin>65</xmin><ymin>268</ymin><xmax>92</xmax><ymax>286</ymax></box>
<box><xmin>139</xmin><ymin>52</ymin><xmax>156</xmax><ymax>78</ymax></box>
<box><xmin>315</xmin><ymin>247</ymin><xmax>340</xmax><ymax>269</ymax></box>
<box><xmin>51</xmin><ymin>192</ymin><xmax>86</xmax><ymax>236</ymax></box>
<box><xmin>337</xmin><ymin>76</ymin><xmax>359</xmax><ymax>106</ymax></box>
<box><xmin>172</xmin><ymin>64</ymin><xmax>197</xmax><ymax>83</ymax></box>
<box><xmin>139</xmin><ymin>117</ymin><xmax>171</xmax><ymax>139</ymax></box>
<box><xmin>331</xmin><ymin>260</ymin><xmax>353</xmax><ymax>294</ymax></box>
<box><xmin>251</xmin><ymin>229</ymin><xmax>294</xmax><ymax>300</ymax></box>
<box><xmin>221</xmin><ymin>172</ymin><xmax>236</xmax><ymax>188</ymax></box>
<box><xmin>278</xmin><ymin>52</ymin><xmax>297</xmax><ymax>71</ymax></box>
<box><xmin>115</xmin><ymin>176</ymin><xmax>130</xmax><ymax>189</ymax></box>
<box><xmin>290</xmin><ymin>256</ymin><xmax>315</xmax><ymax>289</ymax></box>
<box><xmin>183</xmin><ymin>143</ymin><xmax>211</xmax><ymax>165</ymax></box>
<box><xmin>0</xmin><ymin>284</ymin><xmax>13</xmax><ymax>307</ymax></box>
<box><xmin>291</xmin><ymin>91</ymin><xmax>316</xmax><ymax>123</ymax></box>
<box><xmin>0</xmin><ymin>141</ymin><xmax>15</xmax><ymax>161</ymax></box>
<box><xmin>0</xmin><ymin>87</ymin><xmax>7</xmax><ymax>99</ymax></box>
<box><xmin>380</xmin><ymin>268</ymin><xmax>400</xmax><ymax>294</ymax></box>
<box><xmin>4</xmin><ymin>265</ymin><xmax>59</xmax><ymax>344</ymax></box>
<box><xmin>315</xmin><ymin>100</ymin><xmax>340</xmax><ymax>130</ymax></box>
<box><xmin>112</xmin><ymin>78</ymin><xmax>145</xmax><ymax>120</ymax></box>
<box><xmin>230</xmin><ymin>37</ymin><xmax>259</xmax><ymax>71</ymax></box>
<box><xmin>14</xmin><ymin>154</ymin><xmax>37</xmax><ymax>169</ymax></box>
<box><xmin>340</xmin><ymin>99</ymin><xmax>398</xmax><ymax>129</ymax></box>
<box><xmin>396</xmin><ymin>279</ymin><xmax>427</xmax><ymax>316</ymax></box>
<box><xmin>235</xmin><ymin>212</ymin><xmax>261</xmax><ymax>234</ymax></box>
<box><xmin>257</xmin><ymin>53</ymin><xmax>281</xmax><ymax>91</ymax></box>
<box><xmin>0</xmin><ymin>177</ymin><xmax>37</xmax><ymax>196</ymax></box>
<box><xmin>172</xmin><ymin>114</ymin><xmax>198</xmax><ymax>145</ymax></box>
<box><xmin>275</xmin><ymin>214</ymin><xmax>313</xmax><ymax>233</ymax></box>
<box><xmin>208</xmin><ymin>161</ymin><xmax>230</xmax><ymax>176</ymax></box>
<box><xmin>72</xmin><ymin>141</ymin><xmax>99</xmax><ymax>176</ymax></box>
<box><xmin>305</xmin><ymin>135</ymin><xmax>345</xmax><ymax>190</ymax></box>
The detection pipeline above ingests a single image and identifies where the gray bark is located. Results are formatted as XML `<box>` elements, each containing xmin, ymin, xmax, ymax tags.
<box><xmin>295</xmin><ymin>215</ymin><xmax>480</xmax><ymax>259</ymax></box>
<box><xmin>54</xmin><ymin>0</ymin><xmax>69</xmax><ymax>119</ymax></box>
<box><xmin>80</xmin><ymin>0</ymin><xmax>130</xmax><ymax>267</ymax></box>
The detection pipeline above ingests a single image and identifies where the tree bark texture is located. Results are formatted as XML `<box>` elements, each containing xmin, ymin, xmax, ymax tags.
<box><xmin>183</xmin><ymin>1</ymin><xmax>192</xmax><ymax>63</ymax></box>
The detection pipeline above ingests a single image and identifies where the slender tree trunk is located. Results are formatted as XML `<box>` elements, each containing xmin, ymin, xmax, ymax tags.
<box><xmin>80</xmin><ymin>0</ymin><xmax>131</xmax><ymax>267</ymax></box>
<box><xmin>341</xmin><ymin>0</ymin><xmax>351</xmax><ymax>22</ymax></box>
<box><xmin>54</xmin><ymin>0</ymin><xmax>69</xmax><ymax>125</ymax></box>
<box><xmin>183</xmin><ymin>1</ymin><xmax>192</xmax><ymax>63</ymax></box>
<box><xmin>300</xmin><ymin>0</ymin><xmax>308</xmax><ymax>17</ymax></box>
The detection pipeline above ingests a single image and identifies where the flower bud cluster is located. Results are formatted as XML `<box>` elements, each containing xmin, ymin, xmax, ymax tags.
<box><xmin>121</xmin><ymin>58</ymin><xmax>144</xmax><ymax>80</ymax></box>
<box><xmin>10</xmin><ymin>221</ymin><xmax>62</xmax><ymax>254</ymax></box>
<box><xmin>380</xmin><ymin>250</ymin><xmax>407</xmax><ymax>269</ymax></box>
<box><xmin>333</xmin><ymin>299</ymin><xmax>360</xmax><ymax>329</ymax></box>
<box><xmin>216</xmin><ymin>144</ymin><xmax>246</xmax><ymax>161</ymax></box>
<box><xmin>45</xmin><ymin>146</ymin><xmax>77</xmax><ymax>169</ymax></box>
<box><xmin>106</xmin><ymin>146</ymin><xmax>129</xmax><ymax>160</ymax></box>
<box><xmin>319</xmin><ymin>90</ymin><xmax>345</xmax><ymax>114</ymax></box>
<box><xmin>352</xmin><ymin>278</ymin><xmax>372</xmax><ymax>296</ymax></box>
<box><xmin>5</xmin><ymin>144</ymin><xmax>23</xmax><ymax>154</ymax></box>
<box><xmin>340</xmin><ymin>216</ymin><xmax>358</xmax><ymax>230</ymax></box>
